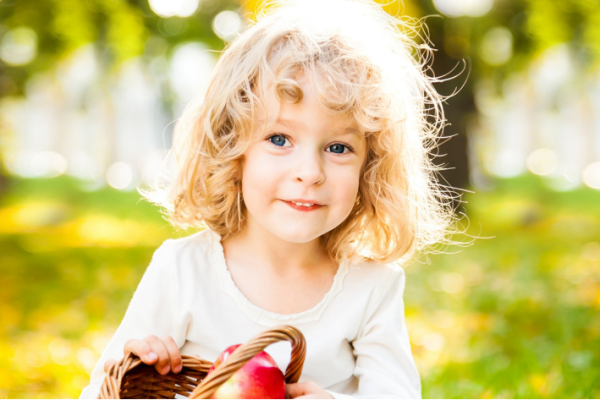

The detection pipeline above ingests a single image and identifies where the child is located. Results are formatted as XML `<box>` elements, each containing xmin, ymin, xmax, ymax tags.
<box><xmin>80</xmin><ymin>0</ymin><xmax>461</xmax><ymax>398</ymax></box>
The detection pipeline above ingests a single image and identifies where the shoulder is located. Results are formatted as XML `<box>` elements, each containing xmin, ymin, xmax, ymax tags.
<box><xmin>348</xmin><ymin>259</ymin><xmax>406</xmax><ymax>294</ymax></box>
<box><xmin>344</xmin><ymin>260</ymin><xmax>407</xmax><ymax>316</ymax></box>
<box><xmin>156</xmin><ymin>228</ymin><xmax>214</xmax><ymax>253</ymax></box>
<box><xmin>349</xmin><ymin>261</ymin><xmax>408</xmax><ymax>339</ymax></box>
<box><xmin>148</xmin><ymin>228</ymin><xmax>217</xmax><ymax>273</ymax></box>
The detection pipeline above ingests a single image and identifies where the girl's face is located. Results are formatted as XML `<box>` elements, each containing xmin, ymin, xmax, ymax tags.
<box><xmin>240</xmin><ymin>75</ymin><xmax>367</xmax><ymax>243</ymax></box>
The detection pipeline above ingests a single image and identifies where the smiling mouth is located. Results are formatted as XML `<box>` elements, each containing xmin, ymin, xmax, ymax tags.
<box><xmin>289</xmin><ymin>201</ymin><xmax>318</xmax><ymax>207</ymax></box>
<box><xmin>282</xmin><ymin>200</ymin><xmax>324</xmax><ymax>211</ymax></box>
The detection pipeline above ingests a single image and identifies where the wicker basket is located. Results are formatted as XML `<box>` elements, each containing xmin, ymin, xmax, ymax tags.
<box><xmin>99</xmin><ymin>325</ymin><xmax>306</xmax><ymax>399</ymax></box>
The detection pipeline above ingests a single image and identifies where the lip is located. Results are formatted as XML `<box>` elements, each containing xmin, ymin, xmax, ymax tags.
<box><xmin>282</xmin><ymin>200</ymin><xmax>324</xmax><ymax>212</ymax></box>
<box><xmin>285</xmin><ymin>199</ymin><xmax>324</xmax><ymax>206</ymax></box>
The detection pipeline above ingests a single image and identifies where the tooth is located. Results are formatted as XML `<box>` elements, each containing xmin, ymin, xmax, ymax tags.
<box><xmin>292</xmin><ymin>202</ymin><xmax>313</xmax><ymax>207</ymax></box>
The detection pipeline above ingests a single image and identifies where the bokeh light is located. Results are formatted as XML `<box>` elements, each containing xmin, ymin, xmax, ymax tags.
<box><xmin>76</xmin><ymin>347</ymin><xmax>96</xmax><ymax>372</ymax></box>
<box><xmin>526</xmin><ymin>148</ymin><xmax>558</xmax><ymax>176</ymax></box>
<box><xmin>159</xmin><ymin>17</ymin><xmax>187</xmax><ymax>36</ymax></box>
<box><xmin>432</xmin><ymin>0</ymin><xmax>494</xmax><ymax>18</ymax></box>
<box><xmin>422</xmin><ymin>333</ymin><xmax>445</xmax><ymax>352</ymax></box>
<box><xmin>0</xmin><ymin>27</ymin><xmax>38</xmax><ymax>66</ymax></box>
<box><xmin>545</xmin><ymin>170</ymin><xmax>581</xmax><ymax>192</ymax></box>
<box><xmin>581</xmin><ymin>242</ymin><xmax>600</xmax><ymax>261</ymax></box>
<box><xmin>582</xmin><ymin>162</ymin><xmax>600</xmax><ymax>189</ymax></box>
<box><xmin>169</xmin><ymin>42</ymin><xmax>215</xmax><ymax>104</ymax></box>
<box><xmin>140</xmin><ymin>150</ymin><xmax>167</xmax><ymax>186</ymax></box>
<box><xmin>31</xmin><ymin>151</ymin><xmax>68</xmax><ymax>178</ymax></box>
<box><xmin>489</xmin><ymin>149</ymin><xmax>525</xmax><ymax>178</ymax></box>
<box><xmin>441</xmin><ymin>272</ymin><xmax>465</xmax><ymax>294</ymax></box>
<box><xmin>106</xmin><ymin>162</ymin><xmax>133</xmax><ymax>190</ymax></box>
<box><xmin>149</xmin><ymin>0</ymin><xmax>200</xmax><ymax>18</ymax></box>
<box><xmin>212</xmin><ymin>10</ymin><xmax>242</xmax><ymax>41</ymax></box>
<box><xmin>480</xmin><ymin>27</ymin><xmax>513</xmax><ymax>66</ymax></box>
<box><xmin>6</xmin><ymin>151</ymin><xmax>68</xmax><ymax>178</ymax></box>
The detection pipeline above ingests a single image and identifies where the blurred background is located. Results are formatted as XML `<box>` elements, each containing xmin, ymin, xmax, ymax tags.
<box><xmin>0</xmin><ymin>0</ymin><xmax>599</xmax><ymax>398</ymax></box>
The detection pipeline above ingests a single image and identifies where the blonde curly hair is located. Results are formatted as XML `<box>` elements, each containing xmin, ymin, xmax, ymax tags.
<box><xmin>141</xmin><ymin>0</ymin><xmax>468</xmax><ymax>266</ymax></box>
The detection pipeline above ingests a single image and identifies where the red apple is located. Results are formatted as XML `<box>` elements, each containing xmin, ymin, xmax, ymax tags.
<box><xmin>206</xmin><ymin>344</ymin><xmax>286</xmax><ymax>399</ymax></box>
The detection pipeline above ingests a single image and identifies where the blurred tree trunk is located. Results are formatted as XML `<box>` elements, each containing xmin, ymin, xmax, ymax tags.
<box><xmin>428</xmin><ymin>23</ymin><xmax>475</xmax><ymax>216</ymax></box>
<box><xmin>0</xmin><ymin>166</ymin><xmax>7</xmax><ymax>199</ymax></box>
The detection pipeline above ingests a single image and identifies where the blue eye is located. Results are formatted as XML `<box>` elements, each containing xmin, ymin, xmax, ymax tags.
<box><xmin>328</xmin><ymin>144</ymin><xmax>349</xmax><ymax>154</ymax></box>
<box><xmin>268</xmin><ymin>134</ymin><xmax>289</xmax><ymax>147</ymax></box>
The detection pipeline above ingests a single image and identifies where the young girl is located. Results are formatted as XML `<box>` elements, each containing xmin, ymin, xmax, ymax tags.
<box><xmin>80</xmin><ymin>0</ymin><xmax>460</xmax><ymax>398</ymax></box>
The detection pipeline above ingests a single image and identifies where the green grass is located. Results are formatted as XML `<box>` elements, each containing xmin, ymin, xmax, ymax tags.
<box><xmin>404</xmin><ymin>175</ymin><xmax>600</xmax><ymax>398</ymax></box>
<box><xmin>1</xmin><ymin>174</ymin><xmax>599</xmax><ymax>398</ymax></box>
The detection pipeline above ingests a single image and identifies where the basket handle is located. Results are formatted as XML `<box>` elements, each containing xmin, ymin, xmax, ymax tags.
<box><xmin>189</xmin><ymin>325</ymin><xmax>306</xmax><ymax>399</ymax></box>
<box><xmin>98</xmin><ymin>353</ymin><xmax>213</xmax><ymax>399</ymax></box>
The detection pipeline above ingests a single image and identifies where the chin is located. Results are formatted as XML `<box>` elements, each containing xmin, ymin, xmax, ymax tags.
<box><xmin>268</xmin><ymin>224</ymin><xmax>325</xmax><ymax>243</ymax></box>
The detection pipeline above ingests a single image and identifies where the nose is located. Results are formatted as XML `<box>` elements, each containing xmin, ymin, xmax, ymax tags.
<box><xmin>293</xmin><ymin>149</ymin><xmax>325</xmax><ymax>186</ymax></box>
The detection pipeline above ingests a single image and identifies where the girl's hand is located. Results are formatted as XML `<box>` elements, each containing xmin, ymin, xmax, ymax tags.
<box><xmin>103</xmin><ymin>335</ymin><xmax>183</xmax><ymax>376</ymax></box>
<box><xmin>286</xmin><ymin>381</ymin><xmax>334</xmax><ymax>399</ymax></box>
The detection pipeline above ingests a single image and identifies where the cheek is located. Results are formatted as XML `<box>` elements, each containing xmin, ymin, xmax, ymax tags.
<box><xmin>329</xmin><ymin>167</ymin><xmax>361</xmax><ymax>211</ymax></box>
<box><xmin>241</xmin><ymin>151</ymin><xmax>281</xmax><ymax>204</ymax></box>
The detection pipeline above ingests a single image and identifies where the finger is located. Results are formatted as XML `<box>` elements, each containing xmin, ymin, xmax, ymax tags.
<box><xmin>123</xmin><ymin>338</ymin><xmax>158</xmax><ymax>365</ymax></box>
<box><xmin>144</xmin><ymin>335</ymin><xmax>172</xmax><ymax>375</ymax></box>
<box><xmin>103</xmin><ymin>359</ymin><xmax>117</xmax><ymax>373</ymax></box>
<box><xmin>287</xmin><ymin>382</ymin><xmax>324</xmax><ymax>399</ymax></box>
<box><xmin>286</xmin><ymin>382</ymin><xmax>308</xmax><ymax>399</ymax></box>
<box><xmin>295</xmin><ymin>395</ymin><xmax>321</xmax><ymax>399</ymax></box>
<box><xmin>160</xmin><ymin>335</ymin><xmax>183</xmax><ymax>374</ymax></box>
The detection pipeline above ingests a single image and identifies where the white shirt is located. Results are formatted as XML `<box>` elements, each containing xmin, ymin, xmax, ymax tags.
<box><xmin>79</xmin><ymin>228</ymin><xmax>421</xmax><ymax>399</ymax></box>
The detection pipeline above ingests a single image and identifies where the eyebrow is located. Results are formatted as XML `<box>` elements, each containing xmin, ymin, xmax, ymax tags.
<box><xmin>277</xmin><ymin>118</ymin><xmax>361</xmax><ymax>137</ymax></box>
<box><xmin>276</xmin><ymin>118</ymin><xmax>305</xmax><ymax>130</ymax></box>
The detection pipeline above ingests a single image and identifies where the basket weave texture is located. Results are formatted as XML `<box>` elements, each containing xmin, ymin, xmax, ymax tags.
<box><xmin>98</xmin><ymin>325</ymin><xmax>306</xmax><ymax>399</ymax></box>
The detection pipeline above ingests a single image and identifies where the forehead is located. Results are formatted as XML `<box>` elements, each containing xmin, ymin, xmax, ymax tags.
<box><xmin>276</xmin><ymin>117</ymin><xmax>362</xmax><ymax>138</ymax></box>
<box><xmin>256</xmin><ymin>75</ymin><xmax>363</xmax><ymax>137</ymax></box>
